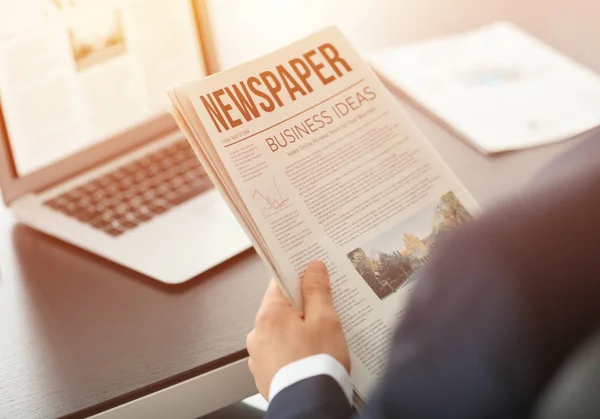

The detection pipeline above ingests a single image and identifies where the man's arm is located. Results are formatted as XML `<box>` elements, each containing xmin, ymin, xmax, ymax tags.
<box><xmin>267</xmin><ymin>374</ymin><xmax>353</xmax><ymax>419</ymax></box>
<box><xmin>249</xmin><ymin>133</ymin><xmax>600</xmax><ymax>419</ymax></box>
<box><xmin>246</xmin><ymin>262</ymin><xmax>354</xmax><ymax>419</ymax></box>
<box><xmin>268</xmin><ymin>354</ymin><xmax>353</xmax><ymax>403</ymax></box>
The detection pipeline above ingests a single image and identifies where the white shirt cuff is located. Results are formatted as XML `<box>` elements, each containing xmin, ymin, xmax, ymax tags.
<box><xmin>268</xmin><ymin>354</ymin><xmax>352</xmax><ymax>404</ymax></box>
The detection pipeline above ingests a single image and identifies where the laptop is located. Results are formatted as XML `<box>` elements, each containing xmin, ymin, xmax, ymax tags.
<box><xmin>0</xmin><ymin>0</ymin><xmax>251</xmax><ymax>283</ymax></box>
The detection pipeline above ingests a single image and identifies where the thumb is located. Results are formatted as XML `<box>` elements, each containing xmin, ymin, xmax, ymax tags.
<box><xmin>301</xmin><ymin>261</ymin><xmax>334</xmax><ymax>319</ymax></box>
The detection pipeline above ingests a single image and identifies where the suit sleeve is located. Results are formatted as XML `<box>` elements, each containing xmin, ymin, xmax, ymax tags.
<box><xmin>266</xmin><ymin>375</ymin><xmax>354</xmax><ymax>419</ymax></box>
<box><xmin>268</xmin><ymin>354</ymin><xmax>353</xmax><ymax>403</ymax></box>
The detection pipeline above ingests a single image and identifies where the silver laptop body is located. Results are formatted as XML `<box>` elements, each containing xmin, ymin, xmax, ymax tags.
<box><xmin>0</xmin><ymin>0</ymin><xmax>250</xmax><ymax>283</ymax></box>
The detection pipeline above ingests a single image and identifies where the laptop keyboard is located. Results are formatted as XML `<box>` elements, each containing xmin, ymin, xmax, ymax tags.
<box><xmin>43</xmin><ymin>140</ymin><xmax>213</xmax><ymax>237</ymax></box>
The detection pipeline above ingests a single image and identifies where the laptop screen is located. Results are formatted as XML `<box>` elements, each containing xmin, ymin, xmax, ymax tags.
<box><xmin>0</xmin><ymin>0</ymin><xmax>205</xmax><ymax>177</ymax></box>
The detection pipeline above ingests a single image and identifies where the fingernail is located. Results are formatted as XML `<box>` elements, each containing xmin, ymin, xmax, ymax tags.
<box><xmin>306</xmin><ymin>260</ymin><xmax>327</xmax><ymax>274</ymax></box>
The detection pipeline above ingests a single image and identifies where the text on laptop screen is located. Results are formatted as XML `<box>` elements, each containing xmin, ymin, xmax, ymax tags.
<box><xmin>0</xmin><ymin>0</ymin><xmax>204</xmax><ymax>176</ymax></box>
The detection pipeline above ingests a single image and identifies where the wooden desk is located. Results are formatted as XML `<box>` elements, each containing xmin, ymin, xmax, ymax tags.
<box><xmin>1</xmin><ymin>0</ymin><xmax>598</xmax><ymax>417</ymax></box>
<box><xmin>0</xmin><ymin>209</ymin><xmax>268</xmax><ymax>418</ymax></box>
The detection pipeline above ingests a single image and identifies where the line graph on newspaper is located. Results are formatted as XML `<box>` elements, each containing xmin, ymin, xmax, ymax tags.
<box><xmin>252</xmin><ymin>176</ymin><xmax>292</xmax><ymax>218</ymax></box>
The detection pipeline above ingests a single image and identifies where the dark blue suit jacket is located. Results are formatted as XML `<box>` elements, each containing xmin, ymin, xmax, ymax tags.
<box><xmin>267</xmin><ymin>132</ymin><xmax>600</xmax><ymax>419</ymax></box>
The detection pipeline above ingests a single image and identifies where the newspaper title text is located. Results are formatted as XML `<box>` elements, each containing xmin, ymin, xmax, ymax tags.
<box><xmin>200</xmin><ymin>42</ymin><xmax>353</xmax><ymax>133</ymax></box>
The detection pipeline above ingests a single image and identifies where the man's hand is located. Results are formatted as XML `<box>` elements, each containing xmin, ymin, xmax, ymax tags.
<box><xmin>246</xmin><ymin>261</ymin><xmax>350</xmax><ymax>400</ymax></box>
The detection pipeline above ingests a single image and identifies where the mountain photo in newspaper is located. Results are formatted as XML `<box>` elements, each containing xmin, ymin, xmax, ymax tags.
<box><xmin>168</xmin><ymin>26</ymin><xmax>478</xmax><ymax>402</ymax></box>
<box><xmin>348</xmin><ymin>191</ymin><xmax>473</xmax><ymax>300</ymax></box>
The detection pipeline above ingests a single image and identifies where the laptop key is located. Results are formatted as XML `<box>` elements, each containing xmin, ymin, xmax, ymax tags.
<box><xmin>97</xmin><ymin>175</ymin><xmax>112</xmax><ymax>187</ymax></box>
<box><xmin>153</xmin><ymin>198</ymin><xmax>170</xmax><ymax>207</ymax></box>
<box><xmin>147</xmin><ymin>164</ymin><xmax>162</xmax><ymax>177</ymax></box>
<box><xmin>64</xmin><ymin>190</ymin><xmax>83</xmax><ymax>202</ymax></box>
<box><xmin>182</xmin><ymin>171</ymin><xmax>199</xmax><ymax>183</ymax></box>
<box><xmin>115</xmin><ymin>204</ymin><xmax>130</xmax><ymax>216</ymax></box>
<box><xmin>151</xmin><ymin>206</ymin><xmax>169</xmax><ymax>215</ymax></box>
<box><xmin>168</xmin><ymin>186</ymin><xmax>204</xmax><ymax>206</ymax></box>
<box><xmin>175</xmin><ymin>140</ymin><xmax>190</xmax><ymax>150</ymax></box>
<box><xmin>118</xmin><ymin>177</ymin><xmax>135</xmax><ymax>190</ymax></box>
<box><xmin>91</xmin><ymin>189</ymin><xmax>107</xmax><ymax>202</ymax></box>
<box><xmin>80</xmin><ymin>182</ymin><xmax>97</xmax><ymax>193</ymax></box>
<box><xmin>148</xmin><ymin>199</ymin><xmax>170</xmax><ymax>214</ymax></box>
<box><xmin>119</xmin><ymin>189</ymin><xmax>138</xmax><ymax>201</ymax></box>
<box><xmin>189</xmin><ymin>177</ymin><xmax>212</xmax><ymax>190</ymax></box>
<box><xmin>128</xmin><ymin>196</ymin><xmax>144</xmax><ymax>208</ymax></box>
<box><xmin>163</xmin><ymin>191</ymin><xmax>179</xmax><ymax>203</ymax></box>
<box><xmin>155</xmin><ymin>183</ymin><xmax>170</xmax><ymax>196</ymax></box>
<box><xmin>139</xmin><ymin>156</ymin><xmax>154</xmax><ymax>168</ymax></box>
<box><xmin>172</xmin><ymin>150</ymin><xmax>189</xmax><ymax>164</ymax></box>
<box><xmin>118</xmin><ymin>218</ymin><xmax>139</xmax><ymax>230</ymax></box>
<box><xmin>72</xmin><ymin>208</ymin><xmax>97</xmax><ymax>222</ymax></box>
<box><xmin>106</xmin><ymin>184</ymin><xmax>120</xmax><ymax>196</ymax></box>
<box><xmin>159</xmin><ymin>157</ymin><xmax>175</xmax><ymax>169</ymax></box>
<box><xmin>63</xmin><ymin>202</ymin><xmax>79</xmax><ymax>215</ymax></box>
<box><xmin>92</xmin><ymin>202</ymin><xmax>109</xmax><ymax>213</ymax></box>
<box><xmin>132</xmin><ymin>171</ymin><xmax>147</xmax><ymax>184</ymax></box>
<box><xmin>135</xmin><ymin>207</ymin><xmax>153</xmax><ymax>219</ymax></box>
<box><xmin>169</xmin><ymin>176</ymin><xmax>185</xmax><ymax>189</ymax></box>
<box><xmin>99</xmin><ymin>210</ymin><xmax>116</xmax><ymax>221</ymax></box>
<box><xmin>150</xmin><ymin>173</ymin><xmax>171</xmax><ymax>188</ymax></box>
<box><xmin>123</xmin><ymin>212</ymin><xmax>138</xmax><ymax>222</ymax></box>
<box><xmin>141</xmin><ymin>190</ymin><xmax>157</xmax><ymax>202</ymax></box>
<box><xmin>194</xmin><ymin>167</ymin><xmax>209</xmax><ymax>178</ymax></box>
<box><xmin>135</xmin><ymin>212</ymin><xmax>153</xmax><ymax>222</ymax></box>
<box><xmin>90</xmin><ymin>217</ymin><xmax>111</xmax><ymax>229</ymax></box>
<box><xmin>98</xmin><ymin>198</ymin><xmax>116</xmax><ymax>210</ymax></box>
<box><xmin>108</xmin><ymin>219</ymin><xmax>126</xmax><ymax>230</ymax></box>
<box><xmin>103</xmin><ymin>227</ymin><xmax>124</xmax><ymax>237</ymax></box>
<box><xmin>44</xmin><ymin>198</ymin><xmax>63</xmax><ymax>210</ymax></box>
<box><xmin>150</xmin><ymin>149</ymin><xmax>167</xmax><ymax>161</ymax></box>
<box><xmin>111</xmin><ymin>170</ymin><xmax>127</xmax><ymax>181</ymax></box>
<box><xmin>123</xmin><ymin>163</ymin><xmax>140</xmax><ymax>175</ymax></box>
<box><xmin>76</xmin><ymin>196</ymin><xmax>92</xmax><ymax>208</ymax></box>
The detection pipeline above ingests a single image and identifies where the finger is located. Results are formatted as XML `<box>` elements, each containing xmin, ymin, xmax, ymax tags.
<box><xmin>246</xmin><ymin>330</ymin><xmax>255</xmax><ymax>354</ymax></box>
<box><xmin>255</xmin><ymin>279</ymin><xmax>295</xmax><ymax>327</ymax></box>
<box><xmin>257</xmin><ymin>379</ymin><xmax>268</xmax><ymax>401</ymax></box>
<box><xmin>260</xmin><ymin>279</ymin><xmax>292</xmax><ymax>308</ymax></box>
<box><xmin>247</xmin><ymin>357</ymin><xmax>254</xmax><ymax>375</ymax></box>
<box><xmin>301</xmin><ymin>261</ymin><xmax>335</xmax><ymax>319</ymax></box>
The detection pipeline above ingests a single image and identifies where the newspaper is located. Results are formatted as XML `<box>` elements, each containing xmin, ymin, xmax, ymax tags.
<box><xmin>169</xmin><ymin>26</ymin><xmax>478</xmax><ymax>401</ymax></box>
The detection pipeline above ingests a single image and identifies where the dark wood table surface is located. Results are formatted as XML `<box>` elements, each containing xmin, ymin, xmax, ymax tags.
<box><xmin>0</xmin><ymin>215</ymin><xmax>269</xmax><ymax>419</ymax></box>
<box><xmin>1</xmin><ymin>4</ymin><xmax>598</xmax><ymax>417</ymax></box>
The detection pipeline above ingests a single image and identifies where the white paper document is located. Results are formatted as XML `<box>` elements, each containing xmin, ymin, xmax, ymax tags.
<box><xmin>368</xmin><ymin>22</ymin><xmax>600</xmax><ymax>153</ymax></box>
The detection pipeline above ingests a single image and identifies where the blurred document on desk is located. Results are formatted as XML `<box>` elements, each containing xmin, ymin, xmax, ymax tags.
<box><xmin>368</xmin><ymin>22</ymin><xmax>600</xmax><ymax>153</ymax></box>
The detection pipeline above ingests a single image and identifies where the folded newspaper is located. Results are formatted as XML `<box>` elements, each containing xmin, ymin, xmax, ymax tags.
<box><xmin>168</xmin><ymin>26</ymin><xmax>478</xmax><ymax>401</ymax></box>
